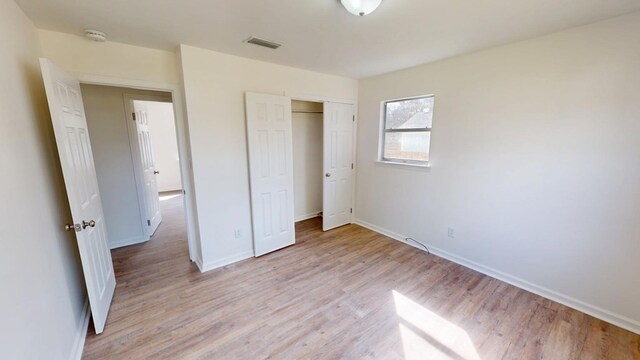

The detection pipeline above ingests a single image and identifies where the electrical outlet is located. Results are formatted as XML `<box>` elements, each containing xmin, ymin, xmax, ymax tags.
<box><xmin>234</xmin><ymin>229</ymin><xmax>242</xmax><ymax>239</ymax></box>
<box><xmin>447</xmin><ymin>227</ymin><xmax>455</xmax><ymax>238</ymax></box>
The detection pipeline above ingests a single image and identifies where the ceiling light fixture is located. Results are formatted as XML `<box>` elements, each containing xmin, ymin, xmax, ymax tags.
<box><xmin>340</xmin><ymin>0</ymin><xmax>382</xmax><ymax>16</ymax></box>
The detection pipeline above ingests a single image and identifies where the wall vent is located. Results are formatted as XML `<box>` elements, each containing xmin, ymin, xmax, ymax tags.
<box><xmin>245</xmin><ymin>36</ymin><xmax>282</xmax><ymax>50</ymax></box>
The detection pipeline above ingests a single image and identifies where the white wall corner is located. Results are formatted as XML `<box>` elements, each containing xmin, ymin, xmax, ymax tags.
<box><xmin>194</xmin><ymin>255</ymin><xmax>205</xmax><ymax>273</ymax></box>
<box><xmin>353</xmin><ymin>218</ymin><xmax>640</xmax><ymax>335</ymax></box>
<box><xmin>68</xmin><ymin>300</ymin><xmax>90</xmax><ymax>360</ymax></box>
<box><xmin>199</xmin><ymin>251</ymin><xmax>255</xmax><ymax>273</ymax></box>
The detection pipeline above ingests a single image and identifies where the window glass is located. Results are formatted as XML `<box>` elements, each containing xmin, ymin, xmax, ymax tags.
<box><xmin>383</xmin><ymin>132</ymin><xmax>430</xmax><ymax>162</ymax></box>
<box><xmin>385</xmin><ymin>97</ymin><xmax>433</xmax><ymax>130</ymax></box>
<box><xmin>381</xmin><ymin>95</ymin><xmax>434</xmax><ymax>165</ymax></box>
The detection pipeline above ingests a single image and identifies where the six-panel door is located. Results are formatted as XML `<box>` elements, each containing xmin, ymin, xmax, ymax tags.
<box><xmin>133</xmin><ymin>101</ymin><xmax>162</xmax><ymax>236</ymax></box>
<box><xmin>40</xmin><ymin>58</ymin><xmax>116</xmax><ymax>334</ymax></box>
<box><xmin>246</xmin><ymin>93</ymin><xmax>296</xmax><ymax>256</ymax></box>
<box><xmin>323</xmin><ymin>102</ymin><xmax>355</xmax><ymax>231</ymax></box>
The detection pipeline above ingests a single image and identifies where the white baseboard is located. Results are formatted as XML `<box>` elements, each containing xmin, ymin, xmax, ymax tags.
<box><xmin>353</xmin><ymin>218</ymin><xmax>640</xmax><ymax>335</ymax></box>
<box><xmin>194</xmin><ymin>255</ymin><xmax>205</xmax><ymax>272</ymax></box>
<box><xmin>295</xmin><ymin>212</ymin><xmax>321</xmax><ymax>222</ymax></box>
<box><xmin>198</xmin><ymin>251</ymin><xmax>254</xmax><ymax>273</ymax></box>
<box><xmin>68</xmin><ymin>300</ymin><xmax>90</xmax><ymax>360</ymax></box>
<box><xmin>109</xmin><ymin>235</ymin><xmax>148</xmax><ymax>250</ymax></box>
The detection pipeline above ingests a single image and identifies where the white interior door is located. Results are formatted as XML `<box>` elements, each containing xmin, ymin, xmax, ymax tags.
<box><xmin>40</xmin><ymin>58</ymin><xmax>116</xmax><ymax>334</ymax></box>
<box><xmin>323</xmin><ymin>102</ymin><xmax>355</xmax><ymax>231</ymax></box>
<box><xmin>245</xmin><ymin>92</ymin><xmax>295</xmax><ymax>256</ymax></box>
<box><xmin>132</xmin><ymin>101</ymin><xmax>162</xmax><ymax>236</ymax></box>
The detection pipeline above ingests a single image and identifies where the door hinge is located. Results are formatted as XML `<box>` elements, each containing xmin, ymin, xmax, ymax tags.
<box><xmin>147</xmin><ymin>219</ymin><xmax>151</xmax><ymax>226</ymax></box>
<box><xmin>351</xmin><ymin>163</ymin><xmax>354</xmax><ymax>170</ymax></box>
<box><xmin>352</xmin><ymin>115</ymin><xmax>355</xmax><ymax>122</ymax></box>
<box><xmin>132</xmin><ymin>112</ymin><xmax>136</xmax><ymax>121</ymax></box>
<box><xmin>350</xmin><ymin>208</ymin><xmax>353</xmax><ymax>214</ymax></box>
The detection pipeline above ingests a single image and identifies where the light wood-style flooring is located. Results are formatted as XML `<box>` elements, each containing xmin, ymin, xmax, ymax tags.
<box><xmin>82</xmin><ymin>194</ymin><xmax>640</xmax><ymax>359</ymax></box>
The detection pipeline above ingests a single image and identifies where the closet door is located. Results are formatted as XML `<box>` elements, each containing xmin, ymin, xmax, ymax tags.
<box><xmin>323</xmin><ymin>102</ymin><xmax>355</xmax><ymax>231</ymax></box>
<box><xmin>245</xmin><ymin>92</ymin><xmax>295</xmax><ymax>256</ymax></box>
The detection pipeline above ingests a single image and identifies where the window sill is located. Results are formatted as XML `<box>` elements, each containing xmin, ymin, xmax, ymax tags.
<box><xmin>375</xmin><ymin>160</ymin><xmax>431</xmax><ymax>170</ymax></box>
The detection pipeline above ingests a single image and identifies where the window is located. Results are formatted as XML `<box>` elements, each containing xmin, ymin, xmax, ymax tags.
<box><xmin>380</xmin><ymin>95</ymin><xmax>434</xmax><ymax>166</ymax></box>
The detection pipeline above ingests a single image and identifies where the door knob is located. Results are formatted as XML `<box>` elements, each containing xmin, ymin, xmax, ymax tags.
<box><xmin>325</xmin><ymin>173</ymin><xmax>331</xmax><ymax>177</ymax></box>
<box><xmin>154</xmin><ymin>170</ymin><xmax>160</xmax><ymax>174</ymax></box>
<box><xmin>65</xmin><ymin>223</ymin><xmax>81</xmax><ymax>232</ymax></box>
<box><xmin>82</xmin><ymin>220</ymin><xmax>96</xmax><ymax>229</ymax></box>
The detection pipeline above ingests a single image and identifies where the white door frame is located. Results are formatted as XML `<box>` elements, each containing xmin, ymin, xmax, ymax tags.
<box><xmin>78</xmin><ymin>74</ymin><xmax>198</xmax><ymax>262</ymax></box>
<box><xmin>123</xmin><ymin>93</ymin><xmax>172</xmax><ymax>240</ymax></box>
<box><xmin>286</xmin><ymin>93</ymin><xmax>358</xmax><ymax>225</ymax></box>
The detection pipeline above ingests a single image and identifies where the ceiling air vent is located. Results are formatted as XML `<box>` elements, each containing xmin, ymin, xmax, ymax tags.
<box><xmin>245</xmin><ymin>36</ymin><xmax>282</xmax><ymax>50</ymax></box>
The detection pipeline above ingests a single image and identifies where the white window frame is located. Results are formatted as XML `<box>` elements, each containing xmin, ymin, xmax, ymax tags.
<box><xmin>378</xmin><ymin>94</ymin><xmax>434</xmax><ymax>168</ymax></box>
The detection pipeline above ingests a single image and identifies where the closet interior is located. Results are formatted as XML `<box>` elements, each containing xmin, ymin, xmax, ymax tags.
<box><xmin>291</xmin><ymin>100</ymin><xmax>324</xmax><ymax>223</ymax></box>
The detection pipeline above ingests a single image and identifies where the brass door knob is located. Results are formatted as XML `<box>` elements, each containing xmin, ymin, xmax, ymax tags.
<box><xmin>65</xmin><ymin>223</ymin><xmax>81</xmax><ymax>232</ymax></box>
<box><xmin>82</xmin><ymin>220</ymin><xmax>96</xmax><ymax>229</ymax></box>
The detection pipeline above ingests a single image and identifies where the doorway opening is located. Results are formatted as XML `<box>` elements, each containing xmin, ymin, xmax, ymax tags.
<box><xmin>41</xmin><ymin>58</ymin><xmax>198</xmax><ymax>334</ymax></box>
<box><xmin>292</xmin><ymin>100</ymin><xmax>324</xmax><ymax>225</ymax></box>
<box><xmin>291</xmin><ymin>98</ymin><xmax>356</xmax><ymax>233</ymax></box>
<box><xmin>80</xmin><ymin>84</ymin><xmax>189</xmax><ymax>259</ymax></box>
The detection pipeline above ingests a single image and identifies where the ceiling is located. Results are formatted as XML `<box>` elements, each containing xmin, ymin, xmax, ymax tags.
<box><xmin>16</xmin><ymin>0</ymin><xmax>640</xmax><ymax>79</ymax></box>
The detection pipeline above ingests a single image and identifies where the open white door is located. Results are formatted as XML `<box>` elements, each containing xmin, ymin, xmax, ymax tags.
<box><xmin>40</xmin><ymin>58</ymin><xmax>116</xmax><ymax>334</ymax></box>
<box><xmin>245</xmin><ymin>92</ymin><xmax>295</xmax><ymax>256</ymax></box>
<box><xmin>132</xmin><ymin>101</ymin><xmax>162</xmax><ymax>236</ymax></box>
<box><xmin>323</xmin><ymin>102</ymin><xmax>355</xmax><ymax>231</ymax></box>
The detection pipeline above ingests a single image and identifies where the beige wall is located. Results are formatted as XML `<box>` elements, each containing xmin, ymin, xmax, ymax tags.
<box><xmin>81</xmin><ymin>84</ymin><xmax>171</xmax><ymax>249</ymax></box>
<box><xmin>355</xmin><ymin>12</ymin><xmax>640</xmax><ymax>332</ymax></box>
<box><xmin>179</xmin><ymin>45</ymin><xmax>358</xmax><ymax>269</ymax></box>
<box><xmin>38</xmin><ymin>29</ymin><xmax>180</xmax><ymax>85</ymax></box>
<box><xmin>0</xmin><ymin>0</ymin><xmax>86</xmax><ymax>358</ymax></box>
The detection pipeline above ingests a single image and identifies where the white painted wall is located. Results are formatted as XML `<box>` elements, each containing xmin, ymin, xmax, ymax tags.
<box><xmin>81</xmin><ymin>84</ymin><xmax>171</xmax><ymax>249</ymax></box>
<box><xmin>38</xmin><ymin>29</ymin><xmax>180</xmax><ymax>85</ymax></box>
<box><xmin>355</xmin><ymin>12</ymin><xmax>640</xmax><ymax>332</ymax></box>
<box><xmin>146</xmin><ymin>101</ymin><xmax>183</xmax><ymax>192</ymax></box>
<box><xmin>292</xmin><ymin>111</ymin><xmax>323</xmax><ymax>221</ymax></box>
<box><xmin>0</xmin><ymin>0</ymin><xmax>86</xmax><ymax>358</ymax></box>
<box><xmin>179</xmin><ymin>45</ymin><xmax>358</xmax><ymax>270</ymax></box>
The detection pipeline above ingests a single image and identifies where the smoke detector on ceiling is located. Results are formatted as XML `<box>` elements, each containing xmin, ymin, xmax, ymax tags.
<box><xmin>84</xmin><ymin>29</ymin><xmax>107</xmax><ymax>42</ymax></box>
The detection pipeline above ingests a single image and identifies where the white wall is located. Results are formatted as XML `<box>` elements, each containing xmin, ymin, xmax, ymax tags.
<box><xmin>38</xmin><ymin>29</ymin><xmax>180</xmax><ymax>85</ymax></box>
<box><xmin>0</xmin><ymin>0</ymin><xmax>86</xmax><ymax>358</ymax></box>
<box><xmin>292</xmin><ymin>111</ymin><xmax>323</xmax><ymax>221</ymax></box>
<box><xmin>179</xmin><ymin>45</ymin><xmax>358</xmax><ymax>269</ymax></box>
<box><xmin>146</xmin><ymin>101</ymin><xmax>183</xmax><ymax>192</ymax></box>
<box><xmin>81</xmin><ymin>84</ymin><xmax>171</xmax><ymax>249</ymax></box>
<box><xmin>356</xmin><ymin>12</ymin><xmax>640</xmax><ymax>333</ymax></box>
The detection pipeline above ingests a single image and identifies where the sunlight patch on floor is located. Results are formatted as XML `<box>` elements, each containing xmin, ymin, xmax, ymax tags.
<box><xmin>393</xmin><ymin>290</ymin><xmax>481</xmax><ymax>360</ymax></box>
